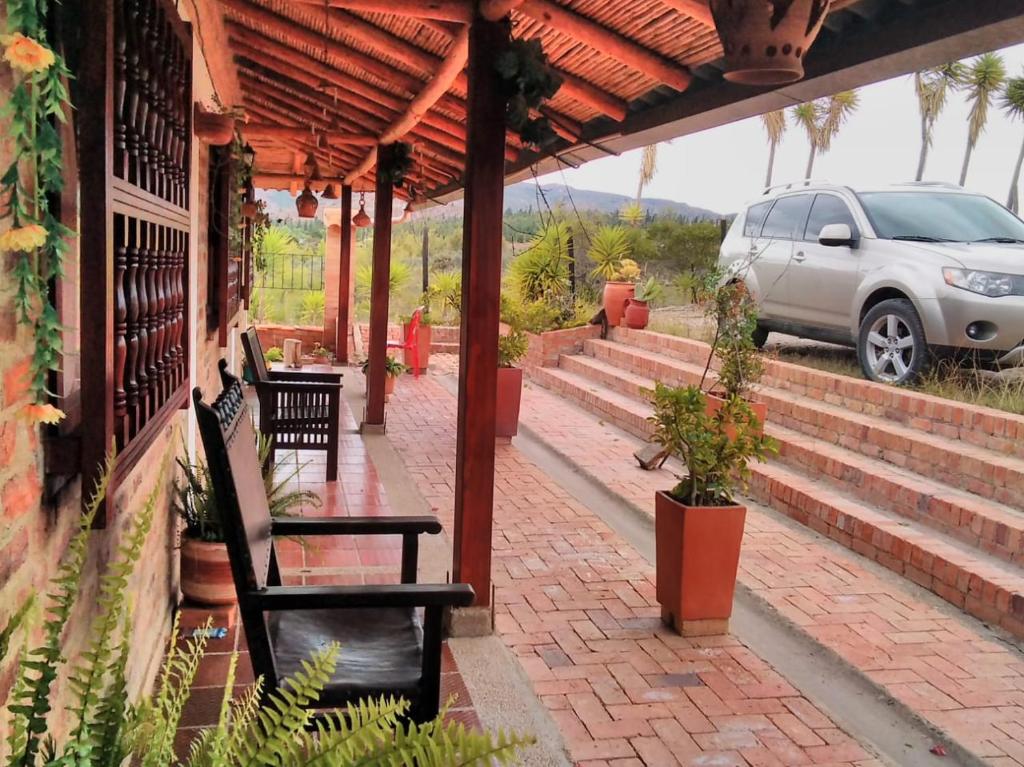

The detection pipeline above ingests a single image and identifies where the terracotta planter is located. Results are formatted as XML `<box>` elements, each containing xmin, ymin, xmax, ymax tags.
<box><xmin>603</xmin><ymin>281</ymin><xmax>635</xmax><ymax>328</ymax></box>
<box><xmin>710</xmin><ymin>0</ymin><xmax>832</xmax><ymax>86</ymax></box>
<box><xmin>193</xmin><ymin>106</ymin><xmax>235</xmax><ymax>146</ymax></box>
<box><xmin>705</xmin><ymin>392</ymin><xmax>767</xmax><ymax>437</ymax></box>
<box><xmin>655</xmin><ymin>492</ymin><xmax>746</xmax><ymax>636</ymax></box>
<box><xmin>385</xmin><ymin>373</ymin><xmax>398</xmax><ymax>401</ymax></box>
<box><xmin>402</xmin><ymin>322</ymin><xmax>432</xmax><ymax>373</ymax></box>
<box><xmin>623</xmin><ymin>298</ymin><xmax>650</xmax><ymax>330</ymax></box>
<box><xmin>180</xmin><ymin>537</ymin><xmax>236</xmax><ymax>606</ymax></box>
<box><xmin>241</xmin><ymin>201</ymin><xmax>260</xmax><ymax>219</ymax></box>
<box><xmin>495</xmin><ymin>366</ymin><xmax>524</xmax><ymax>438</ymax></box>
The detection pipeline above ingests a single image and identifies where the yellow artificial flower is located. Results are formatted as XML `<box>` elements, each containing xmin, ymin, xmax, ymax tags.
<box><xmin>1</xmin><ymin>33</ymin><xmax>56</xmax><ymax>73</ymax></box>
<box><xmin>0</xmin><ymin>224</ymin><xmax>47</xmax><ymax>252</ymax></box>
<box><xmin>23</xmin><ymin>403</ymin><xmax>66</xmax><ymax>425</ymax></box>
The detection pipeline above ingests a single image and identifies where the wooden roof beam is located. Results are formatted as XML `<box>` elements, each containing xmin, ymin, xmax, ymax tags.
<box><xmin>254</xmin><ymin>173</ymin><xmax>377</xmax><ymax>193</ymax></box>
<box><xmin>482</xmin><ymin>0</ymin><xmax>692</xmax><ymax>90</ymax></box>
<box><xmin>243</xmin><ymin>102</ymin><xmax>366</xmax><ymax>169</ymax></box>
<box><xmin>242</xmin><ymin>123</ymin><xmax>377</xmax><ymax>146</ymax></box>
<box><xmin>290</xmin><ymin>0</ymin><xmax>473</xmax><ymax>24</ymax></box>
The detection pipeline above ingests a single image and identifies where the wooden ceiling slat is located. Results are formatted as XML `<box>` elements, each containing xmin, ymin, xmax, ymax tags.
<box><xmin>291</xmin><ymin>0</ymin><xmax>473</xmax><ymax>24</ymax></box>
<box><xmin>658</xmin><ymin>0</ymin><xmax>714</xmax><ymax>27</ymax></box>
<box><xmin>242</xmin><ymin>123</ymin><xmax>377</xmax><ymax>145</ymax></box>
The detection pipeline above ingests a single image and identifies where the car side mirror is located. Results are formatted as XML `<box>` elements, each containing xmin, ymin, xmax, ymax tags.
<box><xmin>818</xmin><ymin>223</ymin><xmax>858</xmax><ymax>248</ymax></box>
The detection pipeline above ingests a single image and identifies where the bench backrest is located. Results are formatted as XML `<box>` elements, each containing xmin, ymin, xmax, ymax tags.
<box><xmin>193</xmin><ymin>360</ymin><xmax>273</xmax><ymax>593</ymax></box>
<box><xmin>241</xmin><ymin>327</ymin><xmax>270</xmax><ymax>384</ymax></box>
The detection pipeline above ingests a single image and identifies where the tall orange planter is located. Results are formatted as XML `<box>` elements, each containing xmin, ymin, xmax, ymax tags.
<box><xmin>495</xmin><ymin>367</ymin><xmax>523</xmax><ymax>439</ymax></box>
<box><xmin>402</xmin><ymin>322</ymin><xmax>432</xmax><ymax>374</ymax></box>
<box><xmin>180</xmin><ymin>538</ymin><xmax>236</xmax><ymax>605</ymax></box>
<box><xmin>385</xmin><ymin>373</ymin><xmax>398</xmax><ymax>401</ymax></box>
<box><xmin>602</xmin><ymin>281</ymin><xmax>635</xmax><ymax>327</ymax></box>
<box><xmin>655</xmin><ymin>492</ymin><xmax>746</xmax><ymax>636</ymax></box>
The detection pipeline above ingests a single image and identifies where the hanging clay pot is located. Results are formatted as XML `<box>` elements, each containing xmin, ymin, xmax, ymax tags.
<box><xmin>193</xmin><ymin>105</ymin><xmax>236</xmax><ymax>146</ymax></box>
<box><xmin>296</xmin><ymin>183</ymin><xmax>319</xmax><ymax>219</ymax></box>
<box><xmin>241</xmin><ymin>201</ymin><xmax>260</xmax><ymax>219</ymax></box>
<box><xmin>710</xmin><ymin>0</ymin><xmax>832</xmax><ymax>85</ymax></box>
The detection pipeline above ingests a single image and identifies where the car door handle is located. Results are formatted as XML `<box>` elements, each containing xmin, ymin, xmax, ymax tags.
<box><xmin>793</xmin><ymin>251</ymin><xmax>806</xmax><ymax>262</ymax></box>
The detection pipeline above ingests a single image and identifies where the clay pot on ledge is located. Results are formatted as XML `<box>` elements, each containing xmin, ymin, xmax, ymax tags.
<box><xmin>193</xmin><ymin>105</ymin><xmax>236</xmax><ymax>146</ymax></box>
<box><xmin>623</xmin><ymin>297</ymin><xmax>650</xmax><ymax>330</ymax></box>
<box><xmin>384</xmin><ymin>373</ymin><xmax>398</xmax><ymax>401</ymax></box>
<box><xmin>602</xmin><ymin>281</ymin><xmax>635</xmax><ymax>328</ymax></box>
<box><xmin>180</xmin><ymin>537</ymin><xmax>236</xmax><ymax>606</ymax></box>
<box><xmin>495</xmin><ymin>366</ymin><xmax>524</xmax><ymax>439</ymax></box>
<box><xmin>710</xmin><ymin>0</ymin><xmax>832</xmax><ymax>86</ymax></box>
<box><xmin>655</xmin><ymin>492</ymin><xmax>746</xmax><ymax>636</ymax></box>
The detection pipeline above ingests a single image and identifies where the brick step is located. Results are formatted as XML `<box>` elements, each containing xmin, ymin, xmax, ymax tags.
<box><xmin>610</xmin><ymin>326</ymin><xmax>1024</xmax><ymax>462</ymax></box>
<box><xmin>559</xmin><ymin>352</ymin><xmax>1024</xmax><ymax>565</ymax></box>
<box><xmin>531</xmin><ymin>365</ymin><xmax>1024</xmax><ymax>639</ymax></box>
<box><xmin>584</xmin><ymin>338</ymin><xmax>1024</xmax><ymax>510</ymax></box>
<box><xmin>430</xmin><ymin>343</ymin><xmax>460</xmax><ymax>355</ymax></box>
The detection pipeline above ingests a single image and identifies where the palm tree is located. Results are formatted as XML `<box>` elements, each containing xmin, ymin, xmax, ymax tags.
<box><xmin>761</xmin><ymin>110</ymin><xmax>787</xmax><ymax>188</ymax></box>
<box><xmin>913</xmin><ymin>62</ymin><xmax>965</xmax><ymax>180</ymax></box>
<box><xmin>636</xmin><ymin>144</ymin><xmax>658</xmax><ymax>203</ymax></box>
<box><xmin>1003</xmin><ymin>72</ymin><xmax>1024</xmax><ymax>213</ymax></box>
<box><xmin>791</xmin><ymin>91</ymin><xmax>859</xmax><ymax>179</ymax></box>
<box><xmin>959</xmin><ymin>52</ymin><xmax>1007</xmax><ymax>186</ymax></box>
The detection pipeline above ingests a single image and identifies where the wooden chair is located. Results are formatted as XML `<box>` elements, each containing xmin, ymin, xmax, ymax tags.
<box><xmin>241</xmin><ymin>327</ymin><xmax>342</xmax><ymax>481</ymax></box>
<box><xmin>193</xmin><ymin>360</ymin><xmax>475</xmax><ymax>723</ymax></box>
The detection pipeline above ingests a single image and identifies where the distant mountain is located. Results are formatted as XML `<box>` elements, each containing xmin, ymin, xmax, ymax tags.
<box><xmin>258</xmin><ymin>182</ymin><xmax>725</xmax><ymax>222</ymax></box>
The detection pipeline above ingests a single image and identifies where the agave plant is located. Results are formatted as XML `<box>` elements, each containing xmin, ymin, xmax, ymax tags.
<box><xmin>509</xmin><ymin>222</ymin><xmax>571</xmax><ymax>302</ymax></box>
<box><xmin>587</xmin><ymin>225</ymin><xmax>633</xmax><ymax>280</ymax></box>
<box><xmin>0</xmin><ymin>458</ymin><xmax>530</xmax><ymax>766</ymax></box>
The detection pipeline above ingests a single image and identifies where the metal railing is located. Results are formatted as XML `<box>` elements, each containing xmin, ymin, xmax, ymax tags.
<box><xmin>255</xmin><ymin>252</ymin><xmax>325</xmax><ymax>292</ymax></box>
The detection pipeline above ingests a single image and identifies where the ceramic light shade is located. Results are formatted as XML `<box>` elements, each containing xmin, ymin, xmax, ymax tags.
<box><xmin>352</xmin><ymin>198</ymin><xmax>372</xmax><ymax>228</ymax></box>
<box><xmin>321</xmin><ymin>183</ymin><xmax>339</xmax><ymax>200</ymax></box>
<box><xmin>296</xmin><ymin>183</ymin><xmax>319</xmax><ymax>218</ymax></box>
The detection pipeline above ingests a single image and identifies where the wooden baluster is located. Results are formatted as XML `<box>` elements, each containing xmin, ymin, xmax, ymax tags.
<box><xmin>125</xmin><ymin>218</ymin><xmax>140</xmax><ymax>434</ymax></box>
<box><xmin>125</xmin><ymin>0</ymin><xmax>142</xmax><ymax>186</ymax></box>
<box><xmin>175</xmin><ymin>231</ymin><xmax>187</xmax><ymax>386</ymax></box>
<box><xmin>164</xmin><ymin>229</ymin><xmax>177</xmax><ymax>387</ymax></box>
<box><xmin>114</xmin><ymin>216</ymin><xmax>128</xmax><ymax>447</ymax></box>
<box><xmin>146</xmin><ymin>222</ymin><xmax>161</xmax><ymax>410</ymax></box>
<box><xmin>158</xmin><ymin>22</ymin><xmax>175</xmax><ymax>204</ymax></box>
<box><xmin>145</xmin><ymin>4</ymin><xmax>164</xmax><ymax>198</ymax></box>
<box><xmin>135</xmin><ymin>0</ymin><xmax>152</xmax><ymax>193</ymax></box>
<box><xmin>135</xmin><ymin>220</ymin><xmax>150</xmax><ymax>421</ymax></box>
<box><xmin>114</xmin><ymin>0</ymin><xmax>128</xmax><ymax>180</ymax></box>
<box><xmin>149</xmin><ymin>224</ymin><xmax>165</xmax><ymax>403</ymax></box>
<box><xmin>156</xmin><ymin>227</ymin><xmax>170</xmax><ymax>398</ymax></box>
<box><xmin>174</xmin><ymin>42</ymin><xmax>189</xmax><ymax>206</ymax></box>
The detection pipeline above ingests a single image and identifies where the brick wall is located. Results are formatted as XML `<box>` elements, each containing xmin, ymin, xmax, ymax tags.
<box><xmin>522</xmin><ymin>325</ymin><xmax>602</xmax><ymax>370</ymax></box>
<box><xmin>0</xmin><ymin>13</ymin><xmax>232</xmax><ymax>750</ymax></box>
<box><xmin>255</xmin><ymin>324</ymin><xmax>327</xmax><ymax>354</ymax></box>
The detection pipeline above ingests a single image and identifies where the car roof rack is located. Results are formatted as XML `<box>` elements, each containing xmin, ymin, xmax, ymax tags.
<box><xmin>897</xmin><ymin>181</ymin><xmax>963</xmax><ymax>189</ymax></box>
<box><xmin>762</xmin><ymin>179</ymin><xmax>831</xmax><ymax>196</ymax></box>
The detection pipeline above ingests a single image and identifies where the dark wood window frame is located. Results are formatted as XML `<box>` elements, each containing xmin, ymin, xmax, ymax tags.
<box><xmin>207</xmin><ymin>147</ymin><xmax>245</xmax><ymax>346</ymax></box>
<box><xmin>77</xmin><ymin>0</ymin><xmax>193</xmax><ymax>523</ymax></box>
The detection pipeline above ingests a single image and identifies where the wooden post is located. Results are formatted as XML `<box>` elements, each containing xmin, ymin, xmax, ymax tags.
<box><xmin>451</xmin><ymin>14</ymin><xmax>510</xmax><ymax>623</ymax></box>
<box><xmin>337</xmin><ymin>185</ymin><xmax>353</xmax><ymax>362</ymax></box>
<box><xmin>421</xmin><ymin>226</ymin><xmax>429</xmax><ymax>295</ymax></box>
<box><xmin>363</xmin><ymin>145</ymin><xmax>395</xmax><ymax>431</ymax></box>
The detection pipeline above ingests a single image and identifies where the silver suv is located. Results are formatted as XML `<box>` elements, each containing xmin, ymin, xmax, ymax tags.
<box><xmin>719</xmin><ymin>182</ymin><xmax>1024</xmax><ymax>384</ymax></box>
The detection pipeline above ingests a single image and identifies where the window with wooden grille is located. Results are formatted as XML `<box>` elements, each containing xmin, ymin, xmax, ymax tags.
<box><xmin>207</xmin><ymin>147</ymin><xmax>246</xmax><ymax>345</ymax></box>
<box><xmin>77</xmin><ymin>0</ymin><xmax>192</xmax><ymax>521</ymax></box>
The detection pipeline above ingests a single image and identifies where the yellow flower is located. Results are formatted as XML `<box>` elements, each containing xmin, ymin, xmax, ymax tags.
<box><xmin>0</xmin><ymin>224</ymin><xmax>47</xmax><ymax>252</ymax></box>
<box><xmin>23</xmin><ymin>403</ymin><xmax>66</xmax><ymax>425</ymax></box>
<box><xmin>1</xmin><ymin>33</ymin><xmax>56</xmax><ymax>73</ymax></box>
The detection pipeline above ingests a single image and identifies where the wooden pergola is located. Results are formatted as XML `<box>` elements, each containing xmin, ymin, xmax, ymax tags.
<box><xmin>199</xmin><ymin>0</ymin><xmax>1024</xmax><ymax>626</ymax></box>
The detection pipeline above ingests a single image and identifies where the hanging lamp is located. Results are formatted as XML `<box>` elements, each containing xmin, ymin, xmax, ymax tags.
<box><xmin>321</xmin><ymin>183</ymin><xmax>339</xmax><ymax>200</ymax></box>
<box><xmin>296</xmin><ymin>182</ymin><xmax>319</xmax><ymax>218</ymax></box>
<box><xmin>352</xmin><ymin>192</ymin><xmax>372</xmax><ymax>228</ymax></box>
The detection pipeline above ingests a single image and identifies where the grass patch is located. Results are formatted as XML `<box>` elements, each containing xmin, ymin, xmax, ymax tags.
<box><xmin>770</xmin><ymin>347</ymin><xmax>862</xmax><ymax>378</ymax></box>
<box><xmin>647</xmin><ymin>315</ymin><xmax>715</xmax><ymax>344</ymax></box>
<box><xmin>917</xmin><ymin>362</ymin><xmax>1024</xmax><ymax>416</ymax></box>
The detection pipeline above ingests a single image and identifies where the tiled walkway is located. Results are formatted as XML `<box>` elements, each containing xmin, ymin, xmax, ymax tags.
<box><xmin>384</xmin><ymin>369</ymin><xmax>879</xmax><ymax>766</ymax></box>
<box><xmin>512</xmin><ymin>373</ymin><xmax>1024</xmax><ymax>766</ymax></box>
<box><xmin>173</xmin><ymin>394</ymin><xmax>478</xmax><ymax>754</ymax></box>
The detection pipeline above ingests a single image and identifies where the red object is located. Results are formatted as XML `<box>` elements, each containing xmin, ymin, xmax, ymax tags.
<box><xmin>388</xmin><ymin>308</ymin><xmax>423</xmax><ymax>378</ymax></box>
<box><xmin>930</xmin><ymin>745</ymin><xmax>947</xmax><ymax>756</ymax></box>
<box><xmin>623</xmin><ymin>298</ymin><xmax>650</xmax><ymax>329</ymax></box>
<box><xmin>655</xmin><ymin>492</ymin><xmax>746</xmax><ymax>635</ymax></box>
<box><xmin>602</xmin><ymin>281</ymin><xmax>635</xmax><ymax>327</ymax></box>
<box><xmin>495</xmin><ymin>367</ymin><xmax>523</xmax><ymax>438</ymax></box>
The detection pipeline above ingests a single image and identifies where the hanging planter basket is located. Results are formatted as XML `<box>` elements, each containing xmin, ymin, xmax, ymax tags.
<box><xmin>241</xmin><ymin>201</ymin><xmax>260</xmax><ymax>219</ymax></box>
<box><xmin>710</xmin><ymin>0</ymin><xmax>832</xmax><ymax>86</ymax></box>
<box><xmin>193</xmin><ymin>104</ymin><xmax>236</xmax><ymax>145</ymax></box>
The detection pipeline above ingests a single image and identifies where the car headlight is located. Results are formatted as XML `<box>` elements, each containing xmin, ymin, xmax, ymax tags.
<box><xmin>943</xmin><ymin>268</ymin><xmax>1024</xmax><ymax>298</ymax></box>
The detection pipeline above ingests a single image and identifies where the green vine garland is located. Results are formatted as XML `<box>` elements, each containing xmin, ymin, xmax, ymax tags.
<box><xmin>495</xmin><ymin>38</ymin><xmax>563</xmax><ymax>149</ymax></box>
<box><xmin>1</xmin><ymin>0</ymin><xmax>73</xmax><ymax>422</ymax></box>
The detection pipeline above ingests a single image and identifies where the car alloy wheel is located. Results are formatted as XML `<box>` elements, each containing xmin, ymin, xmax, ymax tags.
<box><xmin>864</xmin><ymin>313</ymin><xmax>916</xmax><ymax>383</ymax></box>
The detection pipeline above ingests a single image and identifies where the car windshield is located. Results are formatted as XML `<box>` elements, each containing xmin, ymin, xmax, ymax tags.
<box><xmin>859</xmin><ymin>192</ymin><xmax>1024</xmax><ymax>243</ymax></box>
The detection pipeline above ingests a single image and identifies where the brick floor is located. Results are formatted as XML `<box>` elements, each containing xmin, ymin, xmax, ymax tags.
<box><xmin>510</xmin><ymin>369</ymin><xmax>1024</xmax><ymax>766</ymax></box>
<box><xmin>172</xmin><ymin>393</ymin><xmax>478</xmax><ymax>753</ymax></box>
<box><xmin>382</xmin><ymin>365</ymin><xmax>881</xmax><ymax>766</ymax></box>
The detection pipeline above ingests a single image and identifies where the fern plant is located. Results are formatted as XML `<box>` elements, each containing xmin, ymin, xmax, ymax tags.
<box><xmin>0</xmin><ymin>460</ymin><xmax>532</xmax><ymax>766</ymax></box>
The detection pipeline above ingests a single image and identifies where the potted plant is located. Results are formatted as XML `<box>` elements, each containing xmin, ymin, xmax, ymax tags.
<box><xmin>361</xmin><ymin>356</ymin><xmax>408</xmax><ymax>401</ymax></box>
<box><xmin>193</xmin><ymin>102</ymin><xmax>240</xmax><ymax>146</ymax></box>
<box><xmin>310</xmin><ymin>343</ymin><xmax>332</xmax><ymax>364</ymax></box>
<box><xmin>401</xmin><ymin>305</ymin><xmax>433</xmax><ymax>374</ymax></box>
<box><xmin>649</xmin><ymin>384</ymin><xmax>776</xmax><ymax>636</ymax></box>
<box><xmin>264</xmin><ymin>345</ymin><xmax>284</xmax><ymax>364</ymax></box>
<box><xmin>173</xmin><ymin>435</ymin><xmax>319</xmax><ymax>605</ymax></box>
<box><xmin>624</xmin><ymin>276</ymin><xmax>662</xmax><ymax>330</ymax></box>
<box><xmin>700</xmin><ymin>280</ymin><xmax>768</xmax><ymax>431</ymax></box>
<box><xmin>588</xmin><ymin>225</ymin><xmax>640</xmax><ymax>327</ymax></box>
<box><xmin>496</xmin><ymin>329</ymin><xmax>529</xmax><ymax>439</ymax></box>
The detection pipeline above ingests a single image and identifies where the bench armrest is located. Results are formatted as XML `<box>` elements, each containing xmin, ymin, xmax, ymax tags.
<box><xmin>271</xmin><ymin>516</ymin><xmax>441</xmax><ymax>537</ymax></box>
<box><xmin>252</xmin><ymin>583</ymin><xmax>475</xmax><ymax>610</ymax></box>
<box><xmin>269</xmin><ymin>370</ymin><xmax>343</xmax><ymax>384</ymax></box>
<box><xmin>256</xmin><ymin>380</ymin><xmax>342</xmax><ymax>395</ymax></box>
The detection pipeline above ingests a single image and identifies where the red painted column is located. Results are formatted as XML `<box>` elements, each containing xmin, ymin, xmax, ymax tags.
<box><xmin>452</xmin><ymin>15</ymin><xmax>510</xmax><ymax>611</ymax></box>
<box><xmin>336</xmin><ymin>184</ymin><xmax>353</xmax><ymax>363</ymax></box>
<box><xmin>363</xmin><ymin>146</ymin><xmax>395</xmax><ymax>430</ymax></box>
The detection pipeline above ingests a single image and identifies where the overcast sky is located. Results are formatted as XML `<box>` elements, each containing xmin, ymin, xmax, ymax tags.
<box><xmin>541</xmin><ymin>43</ymin><xmax>1024</xmax><ymax>217</ymax></box>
